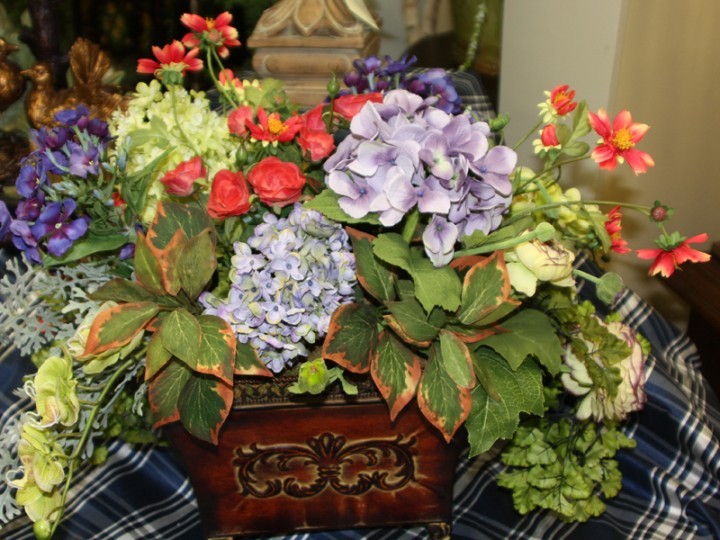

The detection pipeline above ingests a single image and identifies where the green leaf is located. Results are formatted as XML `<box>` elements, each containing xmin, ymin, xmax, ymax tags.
<box><xmin>373</xmin><ymin>233</ymin><xmax>461</xmax><ymax>312</ymax></box>
<box><xmin>460</xmin><ymin>216</ymin><xmax>535</xmax><ymax>250</ymax></box>
<box><xmin>371</xmin><ymin>331</ymin><xmax>422</xmax><ymax>420</ymax></box>
<box><xmin>147</xmin><ymin>201</ymin><xmax>213</xmax><ymax>252</ymax></box>
<box><xmin>43</xmin><ymin>232</ymin><xmax>129</xmax><ymax>267</ymax></box>
<box><xmin>438</xmin><ymin>330</ymin><xmax>475</xmax><ymax>389</ymax></box>
<box><xmin>303</xmin><ymin>189</ymin><xmax>381</xmax><ymax>225</ymax></box>
<box><xmin>145</xmin><ymin>331</ymin><xmax>172</xmax><ymax>380</ymax></box>
<box><xmin>385</xmin><ymin>298</ymin><xmax>443</xmax><ymax>343</ymax></box>
<box><xmin>234</xmin><ymin>342</ymin><xmax>273</xmax><ymax>377</ymax></box>
<box><xmin>120</xmin><ymin>147</ymin><xmax>171</xmax><ymax>219</ymax></box>
<box><xmin>90</xmin><ymin>278</ymin><xmax>156</xmax><ymax>303</ymax></box>
<box><xmin>83</xmin><ymin>301</ymin><xmax>158</xmax><ymax>356</ymax></box>
<box><xmin>160</xmin><ymin>308</ymin><xmax>201</xmax><ymax>370</ymax></box>
<box><xmin>347</xmin><ymin>228</ymin><xmax>396</xmax><ymax>302</ymax></box>
<box><xmin>177</xmin><ymin>374</ymin><xmax>233</xmax><ymax>444</ymax></box>
<box><xmin>562</xmin><ymin>141</ymin><xmax>590</xmax><ymax>158</ymax></box>
<box><xmin>134</xmin><ymin>232</ymin><xmax>165</xmax><ymax>296</ymax></box>
<box><xmin>481</xmin><ymin>309</ymin><xmax>563</xmax><ymax>374</ymax></box>
<box><xmin>178</xmin><ymin>229</ymin><xmax>216</xmax><ymax>299</ymax></box>
<box><xmin>458</xmin><ymin>252</ymin><xmax>517</xmax><ymax>326</ymax></box>
<box><xmin>196</xmin><ymin>315</ymin><xmax>235</xmax><ymax>385</ymax></box>
<box><xmin>148</xmin><ymin>359</ymin><xmax>192</xmax><ymax>427</ymax></box>
<box><xmin>465</xmin><ymin>349</ymin><xmax>544</xmax><ymax>456</ymax></box>
<box><xmin>417</xmin><ymin>347</ymin><xmax>472</xmax><ymax>442</ymax></box>
<box><xmin>322</xmin><ymin>302</ymin><xmax>379</xmax><ymax>373</ymax></box>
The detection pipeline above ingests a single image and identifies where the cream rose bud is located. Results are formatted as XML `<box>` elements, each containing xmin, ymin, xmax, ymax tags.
<box><xmin>508</xmin><ymin>239</ymin><xmax>576</xmax><ymax>296</ymax></box>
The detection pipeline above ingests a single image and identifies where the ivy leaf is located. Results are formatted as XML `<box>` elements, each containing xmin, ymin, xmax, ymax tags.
<box><xmin>148</xmin><ymin>359</ymin><xmax>192</xmax><ymax>427</ymax></box>
<box><xmin>90</xmin><ymin>278</ymin><xmax>156</xmax><ymax>303</ymax></box>
<box><xmin>196</xmin><ymin>315</ymin><xmax>236</xmax><ymax>385</ymax></box>
<box><xmin>177</xmin><ymin>374</ymin><xmax>233</xmax><ymax>445</ymax></box>
<box><xmin>458</xmin><ymin>252</ymin><xmax>518</xmax><ymax>326</ymax></box>
<box><xmin>134</xmin><ymin>232</ymin><xmax>165</xmax><ymax>296</ymax></box>
<box><xmin>373</xmin><ymin>233</ymin><xmax>461</xmax><ymax>312</ymax></box>
<box><xmin>417</xmin><ymin>346</ymin><xmax>472</xmax><ymax>442</ymax></box>
<box><xmin>371</xmin><ymin>331</ymin><xmax>422</xmax><ymax>421</ymax></box>
<box><xmin>160</xmin><ymin>308</ymin><xmax>201</xmax><ymax>370</ymax></box>
<box><xmin>83</xmin><ymin>301</ymin><xmax>158</xmax><ymax>357</ymax></box>
<box><xmin>385</xmin><ymin>298</ymin><xmax>443</xmax><ymax>344</ymax></box>
<box><xmin>178</xmin><ymin>229</ymin><xmax>216</xmax><ymax>300</ymax></box>
<box><xmin>480</xmin><ymin>309</ymin><xmax>563</xmax><ymax>374</ymax></box>
<box><xmin>234</xmin><ymin>342</ymin><xmax>273</xmax><ymax>377</ymax></box>
<box><xmin>466</xmin><ymin>349</ymin><xmax>544</xmax><ymax>456</ymax></box>
<box><xmin>438</xmin><ymin>330</ymin><xmax>475</xmax><ymax>389</ymax></box>
<box><xmin>346</xmin><ymin>227</ymin><xmax>396</xmax><ymax>303</ymax></box>
<box><xmin>322</xmin><ymin>302</ymin><xmax>378</xmax><ymax>373</ymax></box>
<box><xmin>145</xmin><ymin>331</ymin><xmax>172</xmax><ymax>380</ymax></box>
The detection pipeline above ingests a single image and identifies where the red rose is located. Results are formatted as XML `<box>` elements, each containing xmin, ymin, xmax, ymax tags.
<box><xmin>298</xmin><ymin>127</ymin><xmax>334</xmax><ymax>161</ymax></box>
<box><xmin>228</xmin><ymin>105</ymin><xmax>254</xmax><ymax>136</ymax></box>
<box><xmin>160</xmin><ymin>156</ymin><xmax>206</xmax><ymax>196</ymax></box>
<box><xmin>207</xmin><ymin>169</ymin><xmax>252</xmax><ymax>219</ymax></box>
<box><xmin>333</xmin><ymin>92</ymin><xmax>383</xmax><ymax>120</ymax></box>
<box><xmin>247</xmin><ymin>157</ymin><xmax>305</xmax><ymax>207</ymax></box>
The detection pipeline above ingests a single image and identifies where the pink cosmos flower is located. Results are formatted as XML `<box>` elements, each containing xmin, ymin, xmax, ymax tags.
<box><xmin>137</xmin><ymin>40</ymin><xmax>203</xmax><ymax>82</ymax></box>
<box><xmin>180</xmin><ymin>12</ymin><xmax>241</xmax><ymax>58</ymax></box>
<box><xmin>637</xmin><ymin>233</ymin><xmax>710</xmax><ymax>277</ymax></box>
<box><xmin>588</xmin><ymin>109</ymin><xmax>655</xmax><ymax>175</ymax></box>
<box><xmin>604</xmin><ymin>206</ymin><xmax>631</xmax><ymax>254</ymax></box>
<box><xmin>549</xmin><ymin>84</ymin><xmax>577</xmax><ymax>116</ymax></box>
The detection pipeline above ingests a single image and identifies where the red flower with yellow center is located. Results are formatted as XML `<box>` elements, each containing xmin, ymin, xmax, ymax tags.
<box><xmin>137</xmin><ymin>40</ymin><xmax>202</xmax><ymax>84</ymax></box>
<box><xmin>637</xmin><ymin>232</ymin><xmax>710</xmax><ymax>278</ymax></box>
<box><xmin>549</xmin><ymin>84</ymin><xmax>577</xmax><ymax>116</ymax></box>
<box><xmin>246</xmin><ymin>108</ymin><xmax>302</xmax><ymax>144</ymax></box>
<box><xmin>180</xmin><ymin>11</ymin><xmax>241</xmax><ymax>58</ymax></box>
<box><xmin>604</xmin><ymin>206</ymin><xmax>630</xmax><ymax>254</ymax></box>
<box><xmin>588</xmin><ymin>109</ymin><xmax>655</xmax><ymax>175</ymax></box>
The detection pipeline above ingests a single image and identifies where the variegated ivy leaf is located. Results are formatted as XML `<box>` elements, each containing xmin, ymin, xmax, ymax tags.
<box><xmin>322</xmin><ymin>302</ymin><xmax>379</xmax><ymax>373</ymax></box>
<box><xmin>458</xmin><ymin>251</ymin><xmax>519</xmax><ymax>326</ymax></box>
<box><xmin>159</xmin><ymin>308</ymin><xmax>201</xmax><ymax>370</ymax></box>
<box><xmin>148</xmin><ymin>360</ymin><xmax>192</xmax><ymax>427</ymax></box>
<box><xmin>177</xmin><ymin>374</ymin><xmax>233</xmax><ymax>445</ymax></box>
<box><xmin>234</xmin><ymin>342</ymin><xmax>273</xmax><ymax>377</ymax></box>
<box><xmin>371</xmin><ymin>330</ymin><xmax>422</xmax><ymax>421</ymax></box>
<box><xmin>83</xmin><ymin>301</ymin><xmax>158</xmax><ymax>357</ymax></box>
<box><xmin>417</xmin><ymin>346</ymin><xmax>472</xmax><ymax>442</ymax></box>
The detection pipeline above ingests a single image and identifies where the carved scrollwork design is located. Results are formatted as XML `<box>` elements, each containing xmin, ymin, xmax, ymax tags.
<box><xmin>233</xmin><ymin>432</ymin><xmax>417</xmax><ymax>499</ymax></box>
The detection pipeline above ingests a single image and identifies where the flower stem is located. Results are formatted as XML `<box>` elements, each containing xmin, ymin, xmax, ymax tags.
<box><xmin>49</xmin><ymin>357</ymin><xmax>136</xmax><ymax>539</ymax></box>
<box><xmin>208</xmin><ymin>48</ymin><xmax>240</xmax><ymax>109</ymax></box>
<box><xmin>169</xmin><ymin>85</ymin><xmax>201</xmax><ymax>156</ymax></box>
<box><xmin>402</xmin><ymin>209</ymin><xmax>420</xmax><ymax>243</ymax></box>
<box><xmin>512</xmin><ymin>119</ymin><xmax>543</xmax><ymax>151</ymax></box>
<box><xmin>459</xmin><ymin>1</ymin><xmax>487</xmax><ymax>72</ymax></box>
<box><xmin>515</xmin><ymin>155</ymin><xmax>590</xmax><ymax>193</ymax></box>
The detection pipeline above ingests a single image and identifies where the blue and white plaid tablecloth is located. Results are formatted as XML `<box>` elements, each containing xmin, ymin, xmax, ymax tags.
<box><xmin>2</xmin><ymin>250</ymin><xmax>720</xmax><ymax>539</ymax></box>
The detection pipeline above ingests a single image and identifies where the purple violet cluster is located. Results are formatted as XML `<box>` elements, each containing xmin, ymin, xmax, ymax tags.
<box><xmin>324</xmin><ymin>89</ymin><xmax>517</xmax><ymax>267</ymax></box>
<box><xmin>0</xmin><ymin>106</ymin><xmax>112</xmax><ymax>262</ymax></box>
<box><xmin>343</xmin><ymin>55</ymin><xmax>462</xmax><ymax>114</ymax></box>
<box><xmin>200</xmin><ymin>204</ymin><xmax>357</xmax><ymax>373</ymax></box>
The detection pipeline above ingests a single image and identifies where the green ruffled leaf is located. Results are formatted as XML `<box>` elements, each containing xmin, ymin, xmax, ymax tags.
<box><xmin>480</xmin><ymin>309</ymin><xmax>563</xmax><ymax>374</ymax></box>
<box><xmin>466</xmin><ymin>349</ymin><xmax>544</xmax><ymax>456</ymax></box>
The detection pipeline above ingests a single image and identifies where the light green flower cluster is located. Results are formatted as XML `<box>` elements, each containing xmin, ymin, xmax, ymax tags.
<box><xmin>8</xmin><ymin>356</ymin><xmax>78</xmax><ymax>530</ymax></box>
<box><xmin>110</xmin><ymin>80</ymin><xmax>237</xmax><ymax>222</ymax></box>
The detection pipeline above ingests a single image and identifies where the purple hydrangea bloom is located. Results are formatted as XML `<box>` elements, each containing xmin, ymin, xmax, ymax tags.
<box><xmin>30</xmin><ymin>199</ymin><xmax>89</xmax><ymax>257</ymax></box>
<box><xmin>201</xmin><ymin>204</ymin><xmax>357</xmax><ymax>373</ymax></box>
<box><xmin>323</xmin><ymin>88</ymin><xmax>516</xmax><ymax>266</ymax></box>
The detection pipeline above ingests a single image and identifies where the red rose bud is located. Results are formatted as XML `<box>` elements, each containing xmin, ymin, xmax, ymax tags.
<box><xmin>160</xmin><ymin>156</ymin><xmax>206</xmax><ymax>196</ymax></box>
<box><xmin>540</xmin><ymin>124</ymin><xmax>560</xmax><ymax>147</ymax></box>
<box><xmin>228</xmin><ymin>106</ymin><xmax>254</xmax><ymax>136</ymax></box>
<box><xmin>333</xmin><ymin>93</ymin><xmax>383</xmax><ymax>120</ymax></box>
<box><xmin>207</xmin><ymin>169</ymin><xmax>252</xmax><ymax>219</ymax></box>
<box><xmin>247</xmin><ymin>156</ymin><xmax>306</xmax><ymax>208</ymax></box>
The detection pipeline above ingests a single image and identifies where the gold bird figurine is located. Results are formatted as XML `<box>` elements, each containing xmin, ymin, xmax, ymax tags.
<box><xmin>0</xmin><ymin>38</ymin><xmax>26</xmax><ymax>112</ymax></box>
<box><xmin>22</xmin><ymin>37</ymin><xmax>126</xmax><ymax>128</ymax></box>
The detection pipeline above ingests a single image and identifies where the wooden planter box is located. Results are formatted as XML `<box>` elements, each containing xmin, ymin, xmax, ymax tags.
<box><xmin>165</xmin><ymin>378</ymin><xmax>461</xmax><ymax>539</ymax></box>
